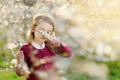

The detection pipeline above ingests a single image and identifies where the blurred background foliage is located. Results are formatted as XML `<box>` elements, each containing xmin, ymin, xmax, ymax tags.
<box><xmin>0</xmin><ymin>0</ymin><xmax>120</xmax><ymax>80</ymax></box>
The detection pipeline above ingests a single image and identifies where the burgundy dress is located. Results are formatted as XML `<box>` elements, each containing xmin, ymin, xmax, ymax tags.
<box><xmin>17</xmin><ymin>42</ymin><xmax>72</xmax><ymax>80</ymax></box>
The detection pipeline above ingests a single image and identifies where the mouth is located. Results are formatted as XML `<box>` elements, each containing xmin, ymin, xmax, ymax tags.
<box><xmin>40</xmin><ymin>36</ymin><xmax>47</xmax><ymax>40</ymax></box>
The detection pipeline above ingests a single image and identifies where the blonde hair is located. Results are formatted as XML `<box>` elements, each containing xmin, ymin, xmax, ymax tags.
<box><xmin>27</xmin><ymin>14</ymin><xmax>55</xmax><ymax>42</ymax></box>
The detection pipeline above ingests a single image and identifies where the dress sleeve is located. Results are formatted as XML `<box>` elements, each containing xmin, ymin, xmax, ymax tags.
<box><xmin>16</xmin><ymin>46</ymin><xmax>26</xmax><ymax>76</ymax></box>
<box><xmin>53</xmin><ymin>43</ymin><xmax>72</xmax><ymax>58</ymax></box>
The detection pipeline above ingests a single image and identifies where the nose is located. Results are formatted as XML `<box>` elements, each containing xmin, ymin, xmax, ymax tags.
<box><xmin>39</xmin><ymin>31</ymin><xmax>53</xmax><ymax>41</ymax></box>
<box><xmin>39</xmin><ymin>31</ymin><xmax>47</xmax><ymax>38</ymax></box>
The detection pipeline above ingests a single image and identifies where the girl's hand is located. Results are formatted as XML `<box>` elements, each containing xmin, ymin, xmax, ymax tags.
<box><xmin>16</xmin><ymin>51</ymin><xmax>30</xmax><ymax>76</ymax></box>
<box><xmin>16</xmin><ymin>51</ymin><xmax>24</xmax><ymax>62</ymax></box>
<box><xmin>47</xmin><ymin>39</ymin><xmax>61</xmax><ymax>47</ymax></box>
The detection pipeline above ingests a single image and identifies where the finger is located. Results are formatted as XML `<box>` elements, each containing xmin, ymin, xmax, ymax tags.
<box><xmin>16</xmin><ymin>51</ymin><xmax>24</xmax><ymax>60</ymax></box>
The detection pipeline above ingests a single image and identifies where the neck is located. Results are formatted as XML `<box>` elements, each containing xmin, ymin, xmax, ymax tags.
<box><xmin>31</xmin><ymin>40</ymin><xmax>45</xmax><ymax>49</ymax></box>
<box><xmin>33</xmin><ymin>39</ymin><xmax>44</xmax><ymax>46</ymax></box>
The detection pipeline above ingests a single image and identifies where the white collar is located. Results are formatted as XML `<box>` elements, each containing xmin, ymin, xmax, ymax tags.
<box><xmin>31</xmin><ymin>41</ymin><xmax>45</xmax><ymax>49</ymax></box>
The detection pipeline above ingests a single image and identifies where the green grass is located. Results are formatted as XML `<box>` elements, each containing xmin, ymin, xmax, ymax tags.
<box><xmin>65</xmin><ymin>73</ymin><xmax>92</xmax><ymax>80</ymax></box>
<box><xmin>0</xmin><ymin>70</ymin><xmax>92</xmax><ymax>80</ymax></box>
<box><xmin>104</xmin><ymin>61</ymin><xmax>120</xmax><ymax>80</ymax></box>
<box><xmin>0</xmin><ymin>70</ymin><xmax>25</xmax><ymax>80</ymax></box>
<box><xmin>0</xmin><ymin>61</ymin><xmax>120</xmax><ymax>80</ymax></box>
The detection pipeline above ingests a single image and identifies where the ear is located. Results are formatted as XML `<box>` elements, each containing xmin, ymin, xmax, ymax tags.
<box><xmin>51</xmin><ymin>31</ymin><xmax>55</xmax><ymax>36</ymax></box>
<box><xmin>31</xmin><ymin>29</ymin><xmax>34</xmax><ymax>32</ymax></box>
<box><xmin>31</xmin><ymin>26</ymin><xmax>35</xmax><ymax>32</ymax></box>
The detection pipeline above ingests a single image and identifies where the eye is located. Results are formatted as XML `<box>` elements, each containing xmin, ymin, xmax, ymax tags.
<box><xmin>47</xmin><ymin>30</ymin><xmax>52</xmax><ymax>34</ymax></box>
<box><xmin>39</xmin><ymin>27</ymin><xmax>44</xmax><ymax>31</ymax></box>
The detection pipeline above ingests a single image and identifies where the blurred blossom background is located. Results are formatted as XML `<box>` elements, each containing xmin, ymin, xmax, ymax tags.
<box><xmin>0</xmin><ymin>0</ymin><xmax>120</xmax><ymax>80</ymax></box>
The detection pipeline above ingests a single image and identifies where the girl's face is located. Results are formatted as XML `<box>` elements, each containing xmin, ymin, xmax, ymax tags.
<box><xmin>34</xmin><ymin>21</ymin><xmax>53</xmax><ymax>42</ymax></box>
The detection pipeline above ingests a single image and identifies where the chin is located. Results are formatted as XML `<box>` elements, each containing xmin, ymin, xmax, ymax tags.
<box><xmin>40</xmin><ymin>38</ymin><xmax>47</xmax><ymax>42</ymax></box>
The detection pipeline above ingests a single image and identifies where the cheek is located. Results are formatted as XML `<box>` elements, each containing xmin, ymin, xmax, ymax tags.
<box><xmin>34</xmin><ymin>32</ymin><xmax>41</xmax><ymax>38</ymax></box>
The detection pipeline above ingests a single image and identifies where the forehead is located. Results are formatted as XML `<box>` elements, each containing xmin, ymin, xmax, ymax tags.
<box><xmin>36</xmin><ymin>21</ymin><xmax>53</xmax><ymax>30</ymax></box>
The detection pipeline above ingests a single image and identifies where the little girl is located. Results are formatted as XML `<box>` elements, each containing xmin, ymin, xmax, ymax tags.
<box><xmin>16</xmin><ymin>14</ymin><xmax>72</xmax><ymax>80</ymax></box>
